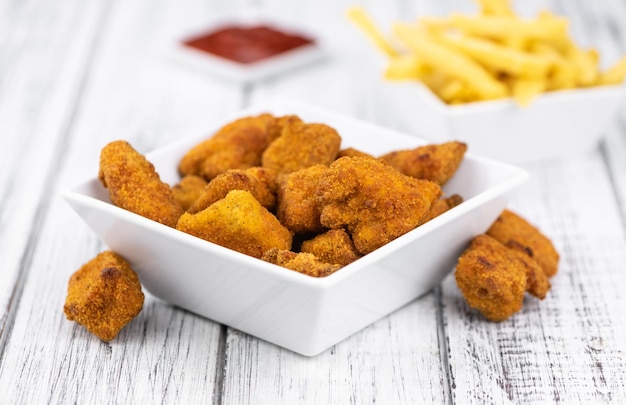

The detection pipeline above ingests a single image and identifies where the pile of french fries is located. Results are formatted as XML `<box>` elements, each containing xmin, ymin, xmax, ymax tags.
<box><xmin>348</xmin><ymin>0</ymin><xmax>626</xmax><ymax>106</ymax></box>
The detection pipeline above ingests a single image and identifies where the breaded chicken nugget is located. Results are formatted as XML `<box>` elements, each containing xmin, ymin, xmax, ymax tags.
<box><xmin>455</xmin><ymin>235</ymin><xmax>527</xmax><ymax>321</ymax></box>
<box><xmin>64</xmin><ymin>251</ymin><xmax>144</xmax><ymax>341</ymax></box>
<box><xmin>187</xmin><ymin>167</ymin><xmax>276</xmax><ymax>214</ymax></box>
<box><xmin>262</xmin><ymin>119</ymin><xmax>341</xmax><ymax>176</ymax></box>
<box><xmin>176</xmin><ymin>190</ymin><xmax>292</xmax><ymax>259</ymax></box>
<box><xmin>99</xmin><ymin>140</ymin><xmax>183</xmax><ymax>227</ymax></box>
<box><xmin>419</xmin><ymin>194</ymin><xmax>464</xmax><ymax>225</ymax></box>
<box><xmin>178</xmin><ymin>114</ymin><xmax>280</xmax><ymax>180</ymax></box>
<box><xmin>317</xmin><ymin>156</ymin><xmax>442</xmax><ymax>255</ymax></box>
<box><xmin>486</xmin><ymin>209</ymin><xmax>559</xmax><ymax>277</ymax></box>
<box><xmin>300</xmin><ymin>229</ymin><xmax>362</xmax><ymax>266</ymax></box>
<box><xmin>277</xmin><ymin>164</ymin><xmax>327</xmax><ymax>234</ymax></box>
<box><xmin>337</xmin><ymin>147</ymin><xmax>374</xmax><ymax>159</ymax></box>
<box><xmin>380</xmin><ymin>141</ymin><xmax>467</xmax><ymax>185</ymax></box>
<box><xmin>171</xmin><ymin>175</ymin><xmax>207</xmax><ymax>211</ymax></box>
<box><xmin>262</xmin><ymin>248</ymin><xmax>342</xmax><ymax>277</ymax></box>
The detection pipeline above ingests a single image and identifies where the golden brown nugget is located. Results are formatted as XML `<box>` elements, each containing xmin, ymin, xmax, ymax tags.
<box><xmin>317</xmin><ymin>156</ymin><xmax>442</xmax><ymax>255</ymax></box>
<box><xmin>380</xmin><ymin>141</ymin><xmax>467</xmax><ymax>185</ymax></box>
<box><xmin>64</xmin><ymin>251</ymin><xmax>144</xmax><ymax>341</ymax></box>
<box><xmin>336</xmin><ymin>147</ymin><xmax>375</xmax><ymax>159</ymax></box>
<box><xmin>300</xmin><ymin>229</ymin><xmax>362</xmax><ymax>266</ymax></box>
<box><xmin>262</xmin><ymin>119</ymin><xmax>341</xmax><ymax>176</ymax></box>
<box><xmin>486</xmin><ymin>209</ymin><xmax>559</xmax><ymax>277</ymax></box>
<box><xmin>455</xmin><ymin>235</ymin><xmax>527</xmax><ymax>321</ymax></box>
<box><xmin>262</xmin><ymin>248</ymin><xmax>342</xmax><ymax>277</ymax></box>
<box><xmin>177</xmin><ymin>190</ymin><xmax>292</xmax><ymax>259</ymax></box>
<box><xmin>419</xmin><ymin>194</ymin><xmax>464</xmax><ymax>225</ymax></box>
<box><xmin>99</xmin><ymin>140</ymin><xmax>184</xmax><ymax>227</ymax></box>
<box><xmin>171</xmin><ymin>175</ymin><xmax>208</xmax><ymax>211</ymax></box>
<box><xmin>505</xmin><ymin>244</ymin><xmax>551</xmax><ymax>299</ymax></box>
<box><xmin>187</xmin><ymin>167</ymin><xmax>276</xmax><ymax>214</ymax></box>
<box><xmin>178</xmin><ymin>114</ymin><xmax>280</xmax><ymax>180</ymax></box>
<box><xmin>276</xmin><ymin>165</ymin><xmax>327</xmax><ymax>234</ymax></box>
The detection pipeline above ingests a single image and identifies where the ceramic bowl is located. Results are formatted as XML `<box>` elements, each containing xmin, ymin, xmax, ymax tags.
<box><xmin>383</xmin><ymin>81</ymin><xmax>626</xmax><ymax>163</ymax></box>
<box><xmin>164</xmin><ymin>9</ymin><xmax>327</xmax><ymax>83</ymax></box>
<box><xmin>63</xmin><ymin>97</ymin><xmax>528</xmax><ymax>356</ymax></box>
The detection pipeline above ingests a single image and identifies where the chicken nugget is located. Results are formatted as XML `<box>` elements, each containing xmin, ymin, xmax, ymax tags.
<box><xmin>486</xmin><ymin>209</ymin><xmax>559</xmax><ymax>277</ymax></box>
<box><xmin>178</xmin><ymin>114</ymin><xmax>280</xmax><ymax>180</ymax></box>
<box><xmin>262</xmin><ymin>248</ymin><xmax>342</xmax><ymax>277</ymax></box>
<box><xmin>171</xmin><ymin>175</ymin><xmax>208</xmax><ymax>211</ymax></box>
<box><xmin>337</xmin><ymin>147</ymin><xmax>374</xmax><ymax>159</ymax></box>
<box><xmin>176</xmin><ymin>190</ymin><xmax>292</xmax><ymax>259</ymax></box>
<box><xmin>99</xmin><ymin>140</ymin><xmax>183</xmax><ymax>227</ymax></box>
<box><xmin>300</xmin><ymin>229</ymin><xmax>362</xmax><ymax>266</ymax></box>
<box><xmin>262</xmin><ymin>119</ymin><xmax>341</xmax><ymax>176</ymax></box>
<box><xmin>187</xmin><ymin>167</ymin><xmax>276</xmax><ymax>214</ymax></box>
<box><xmin>277</xmin><ymin>164</ymin><xmax>327</xmax><ymax>234</ymax></box>
<box><xmin>64</xmin><ymin>251</ymin><xmax>144</xmax><ymax>341</ymax></box>
<box><xmin>455</xmin><ymin>235</ymin><xmax>527</xmax><ymax>321</ymax></box>
<box><xmin>317</xmin><ymin>156</ymin><xmax>442</xmax><ymax>255</ymax></box>
<box><xmin>419</xmin><ymin>194</ymin><xmax>464</xmax><ymax>225</ymax></box>
<box><xmin>380</xmin><ymin>141</ymin><xmax>467</xmax><ymax>185</ymax></box>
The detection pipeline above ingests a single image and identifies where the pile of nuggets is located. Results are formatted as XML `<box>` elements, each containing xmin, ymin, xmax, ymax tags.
<box><xmin>63</xmin><ymin>112</ymin><xmax>559</xmax><ymax>341</ymax></box>
<box><xmin>98</xmin><ymin>113</ymin><xmax>467</xmax><ymax>276</ymax></box>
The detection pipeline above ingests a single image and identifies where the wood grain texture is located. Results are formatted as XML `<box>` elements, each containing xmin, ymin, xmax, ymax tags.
<box><xmin>2</xmin><ymin>0</ymin><xmax>626</xmax><ymax>403</ymax></box>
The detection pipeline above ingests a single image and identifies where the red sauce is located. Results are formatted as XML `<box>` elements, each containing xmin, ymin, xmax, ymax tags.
<box><xmin>183</xmin><ymin>24</ymin><xmax>315</xmax><ymax>64</ymax></box>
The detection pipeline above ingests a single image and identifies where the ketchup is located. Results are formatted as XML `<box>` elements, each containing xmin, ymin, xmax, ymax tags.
<box><xmin>183</xmin><ymin>24</ymin><xmax>315</xmax><ymax>64</ymax></box>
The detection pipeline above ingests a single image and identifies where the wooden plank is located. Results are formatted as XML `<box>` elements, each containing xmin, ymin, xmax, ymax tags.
<box><xmin>0</xmin><ymin>0</ymin><xmax>244</xmax><ymax>401</ymax></box>
<box><xmin>0</xmin><ymin>0</ymin><xmax>111</xmax><ymax>342</ymax></box>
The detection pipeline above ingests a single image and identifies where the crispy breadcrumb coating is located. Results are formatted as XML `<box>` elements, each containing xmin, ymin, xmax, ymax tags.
<box><xmin>486</xmin><ymin>209</ymin><xmax>559</xmax><ymax>277</ymax></box>
<box><xmin>455</xmin><ymin>235</ymin><xmax>527</xmax><ymax>321</ymax></box>
<box><xmin>380</xmin><ymin>141</ymin><xmax>467</xmax><ymax>185</ymax></box>
<box><xmin>317</xmin><ymin>156</ymin><xmax>442</xmax><ymax>255</ymax></box>
<box><xmin>178</xmin><ymin>114</ymin><xmax>280</xmax><ymax>180</ymax></box>
<box><xmin>64</xmin><ymin>251</ymin><xmax>144</xmax><ymax>341</ymax></box>
<box><xmin>277</xmin><ymin>165</ymin><xmax>327</xmax><ymax>234</ymax></box>
<box><xmin>336</xmin><ymin>147</ymin><xmax>374</xmax><ymax>159</ymax></box>
<box><xmin>98</xmin><ymin>140</ymin><xmax>183</xmax><ymax>227</ymax></box>
<box><xmin>262</xmin><ymin>119</ymin><xmax>341</xmax><ymax>175</ymax></box>
<box><xmin>300</xmin><ymin>229</ymin><xmax>362</xmax><ymax>266</ymax></box>
<box><xmin>187</xmin><ymin>167</ymin><xmax>276</xmax><ymax>214</ymax></box>
<box><xmin>419</xmin><ymin>194</ymin><xmax>464</xmax><ymax>225</ymax></box>
<box><xmin>176</xmin><ymin>190</ymin><xmax>292</xmax><ymax>259</ymax></box>
<box><xmin>171</xmin><ymin>175</ymin><xmax>208</xmax><ymax>211</ymax></box>
<box><xmin>262</xmin><ymin>248</ymin><xmax>342</xmax><ymax>277</ymax></box>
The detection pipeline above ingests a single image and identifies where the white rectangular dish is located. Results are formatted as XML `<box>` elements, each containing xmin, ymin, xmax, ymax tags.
<box><xmin>165</xmin><ymin>9</ymin><xmax>327</xmax><ymax>83</ymax></box>
<box><xmin>384</xmin><ymin>81</ymin><xmax>626</xmax><ymax>163</ymax></box>
<box><xmin>63</xmin><ymin>97</ymin><xmax>528</xmax><ymax>356</ymax></box>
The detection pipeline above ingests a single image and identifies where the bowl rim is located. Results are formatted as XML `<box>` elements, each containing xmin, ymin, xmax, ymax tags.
<box><xmin>406</xmin><ymin>79</ymin><xmax>626</xmax><ymax>115</ymax></box>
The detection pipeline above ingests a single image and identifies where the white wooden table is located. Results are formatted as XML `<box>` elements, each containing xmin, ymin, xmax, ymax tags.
<box><xmin>2</xmin><ymin>0</ymin><xmax>626</xmax><ymax>403</ymax></box>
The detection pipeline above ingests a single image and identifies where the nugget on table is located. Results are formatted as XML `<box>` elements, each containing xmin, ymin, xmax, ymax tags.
<box><xmin>99</xmin><ymin>140</ymin><xmax>183</xmax><ymax>227</ymax></box>
<box><xmin>316</xmin><ymin>156</ymin><xmax>441</xmax><ymax>255</ymax></box>
<box><xmin>64</xmin><ymin>251</ymin><xmax>144</xmax><ymax>341</ymax></box>
<box><xmin>486</xmin><ymin>209</ymin><xmax>559</xmax><ymax>277</ymax></box>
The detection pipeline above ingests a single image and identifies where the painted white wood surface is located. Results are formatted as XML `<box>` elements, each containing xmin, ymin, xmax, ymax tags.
<box><xmin>1</xmin><ymin>0</ymin><xmax>625</xmax><ymax>404</ymax></box>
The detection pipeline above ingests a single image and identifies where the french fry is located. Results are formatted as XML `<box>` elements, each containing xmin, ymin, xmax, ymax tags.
<box><xmin>448</xmin><ymin>14</ymin><xmax>568</xmax><ymax>44</ymax></box>
<box><xmin>475</xmin><ymin>0</ymin><xmax>515</xmax><ymax>17</ymax></box>
<box><xmin>433</xmin><ymin>32</ymin><xmax>553</xmax><ymax>79</ymax></box>
<box><xmin>384</xmin><ymin>55</ymin><xmax>428</xmax><ymax>80</ymax></box>
<box><xmin>511</xmin><ymin>77</ymin><xmax>546</xmax><ymax>106</ymax></box>
<box><xmin>529</xmin><ymin>42</ymin><xmax>577</xmax><ymax>90</ymax></box>
<box><xmin>393</xmin><ymin>23</ymin><xmax>508</xmax><ymax>100</ymax></box>
<box><xmin>600</xmin><ymin>55</ymin><xmax>626</xmax><ymax>85</ymax></box>
<box><xmin>347</xmin><ymin>6</ymin><xmax>399</xmax><ymax>58</ymax></box>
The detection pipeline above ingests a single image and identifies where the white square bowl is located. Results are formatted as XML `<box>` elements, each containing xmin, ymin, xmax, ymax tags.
<box><xmin>164</xmin><ymin>9</ymin><xmax>327</xmax><ymax>83</ymax></box>
<box><xmin>383</xmin><ymin>81</ymin><xmax>626</xmax><ymax>163</ymax></box>
<box><xmin>63</xmin><ymin>97</ymin><xmax>528</xmax><ymax>356</ymax></box>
